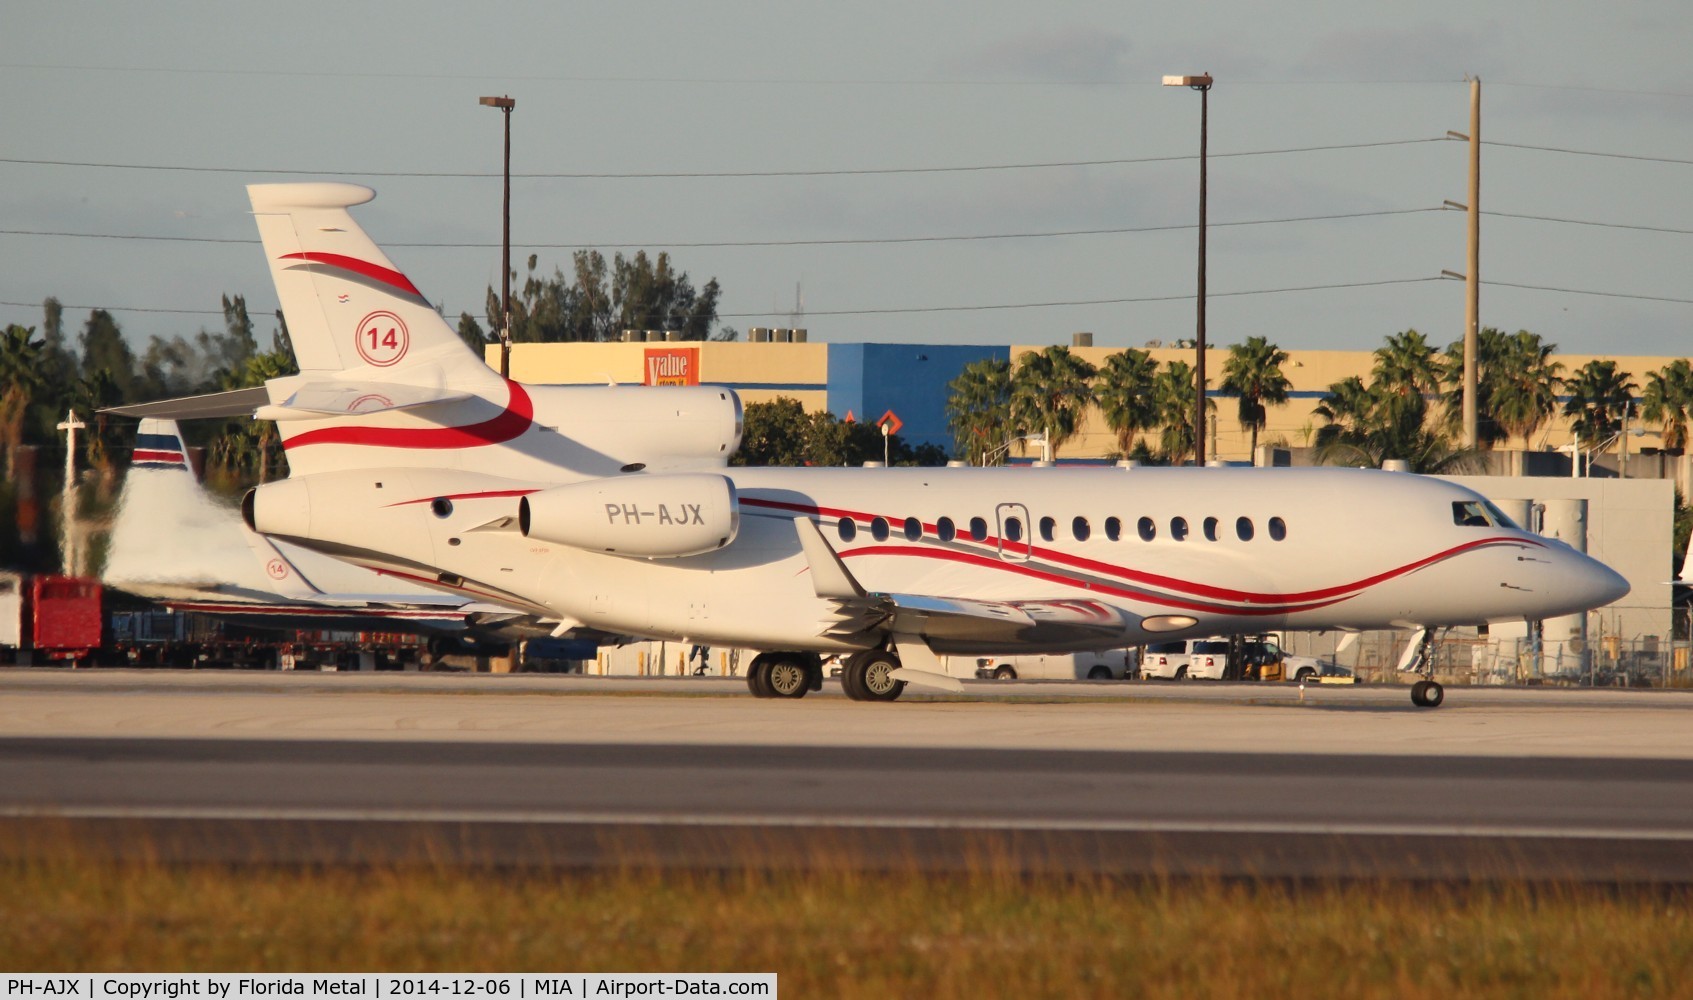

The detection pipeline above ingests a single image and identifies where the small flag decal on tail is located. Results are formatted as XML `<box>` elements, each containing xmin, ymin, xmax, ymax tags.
<box><xmin>132</xmin><ymin>432</ymin><xmax>187</xmax><ymax>469</ymax></box>
<box><xmin>337</xmin><ymin>294</ymin><xmax>350</xmax><ymax>304</ymax></box>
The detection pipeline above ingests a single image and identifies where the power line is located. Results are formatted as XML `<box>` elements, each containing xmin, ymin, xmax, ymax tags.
<box><xmin>0</xmin><ymin>277</ymin><xmax>1442</xmax><ymax>322</ymax></box>
<box><xmin>1483</xmin><ymin>210</ymin><xmax>1693</xmax><ymax>236</ymax></box>
<box><xmin>0</xmin><ymin>208</ymin><xmax>1441</xmax><ymax>250</ymax></box>
<box><xmin>1483</xmin><ymin>140</ymin><xmax>1693</xmax><ymax>166</ymax></box>
<box><xmin>1472</xmin><ymin>279</ymin><xmax>1693</xmax><ymax>306</ymax></box>
<box><xmin>720</xmin><ymin>279</ymin><xmax>1444</xmax><ymax>317</ymax></box>
<box><xmin>0</xmin><ymin>139</ymin><xmax>1443</xmax><ymax>180</ymax></box>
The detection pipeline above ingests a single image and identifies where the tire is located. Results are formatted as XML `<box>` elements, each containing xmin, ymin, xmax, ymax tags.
<box><xmin>1410</xmin><ymin>679</ymin><xmax>1446</xmax><ymax>707</ymax></box>
<box><xmin>854</xmin><ymin>651</ymin><xmax>906</xmax><ymax>702</ymax></box>
<box><xmin>840</xmin><ymin>651</ymin><xmax>870</xmax><ymax>701</ymax></box>
<box><xmin>747</xmin><ymin>655</ymin><xmax>774</xmax><ymax>698</ymax></box>
<box><xmin>1087</xmin><ymin>665</ymin><xmax>1112</xmax><ymax>681</ymax></box>
<box><xmin>1411</xmin><ymin>680</ymin><xmax>1445</xmax><ymax>708</ymax></box>
<box><xmin>1295</xmin><ymin>667</ymin><xmax>1316</xmax><ymax>683</ymax></box>
<box><xmin>1175</xmin><ymin>666</ymin><xmax>1188</xmax><ymax>681</ymax></box>
<box><xmin>766</xmin><ymin>657</ymin><xmax>810</xmax><ymax>699</ymax></box>
<box><xmin>992</xmin><ymin>665</ymin><xmax>1017</xmax><ymax>681</ymax></box>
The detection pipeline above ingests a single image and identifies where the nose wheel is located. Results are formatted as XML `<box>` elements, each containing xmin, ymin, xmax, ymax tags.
<box><xmin>1410</xmin><ymin>679</ymin><xmax>1444</xmax><ymax>707</ymax></box>
<box><xmin>1405</xmin><ymin>628</ymin><xmax>1445</xmax><ymax>708</ymax></box>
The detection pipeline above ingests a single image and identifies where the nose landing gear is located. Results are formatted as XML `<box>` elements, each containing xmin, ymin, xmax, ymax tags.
<box><xmin>1404</xmin><ymin>628</ymin><xmax>1445</xmax><ymax>708</ymax></box>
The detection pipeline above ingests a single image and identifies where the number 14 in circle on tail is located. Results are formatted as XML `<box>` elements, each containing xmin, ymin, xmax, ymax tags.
<box><xmin>355</xmin><ymin>310</ymin><xmax>410</xmax><ymax>367</ymax></box>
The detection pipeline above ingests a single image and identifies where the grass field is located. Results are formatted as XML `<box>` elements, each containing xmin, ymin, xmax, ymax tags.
<box><xmin>6</xmin><ymin>852</ymin><xmax>1693</xmax><ymax>999</ymax></box>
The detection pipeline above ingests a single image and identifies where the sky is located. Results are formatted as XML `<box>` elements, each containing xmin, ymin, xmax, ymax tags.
<box><xmin>3</xmin><ymin>0</ymin><xmax>1691</xmax><ymax>362</ymax></box>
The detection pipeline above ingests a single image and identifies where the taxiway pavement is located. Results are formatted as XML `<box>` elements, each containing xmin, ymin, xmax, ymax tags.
<box><xmin>3</xmin><ymin>670</ymin><xmax>1690</xmax><ymax>879</ymax></box>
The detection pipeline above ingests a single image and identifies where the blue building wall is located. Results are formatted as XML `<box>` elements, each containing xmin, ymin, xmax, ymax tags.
<box><xmin>826</xmin><ymin>343</ymin><xmax>1010</xmax><ymax>455</ymax></box>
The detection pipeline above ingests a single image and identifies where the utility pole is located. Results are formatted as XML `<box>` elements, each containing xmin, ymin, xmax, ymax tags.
<box><xmin>1449</xmin><ymin>78</ymin><xmax>1481</xmax><ymax>450</ymax></box>
<box><xmin>56</xmin><ymin>410</ymin><xmax>84</xmax><ymax>576</ymax></box>
<box><xmin>479</xmin><ymin>95</ymin><xmax>516</xmax><ymax>378</ymax></box>
<box><xmin>1163</xmin><ymin>73</ymin><xmax>1213</xmax><ymax>465</ymax></box>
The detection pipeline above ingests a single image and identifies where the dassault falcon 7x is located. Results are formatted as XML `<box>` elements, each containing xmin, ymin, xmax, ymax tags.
<box><xmin>116</xmin><ymin>183</ymin><xmax>1629</xmax><ymax>707</ymax></box>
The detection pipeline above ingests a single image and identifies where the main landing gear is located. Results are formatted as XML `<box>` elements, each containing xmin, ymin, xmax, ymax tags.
<box><xmin>1404</xmin><ymin>629</ymin><xmax>1445</xmax><ymax>708</ymax></box>
<box><xmin>745</xmin><ymin>649</ymin><xmax>909</xmax><ymax>702</ymax></box>
<box><xmin>745</xmin><ymin>651</ymin><xmax>823</xmax><ymax>699</ymax></box>
<box><xmin>839</xmin><ymin>649</ymin><xmax>906</xmax><ymax>703</ymax></box>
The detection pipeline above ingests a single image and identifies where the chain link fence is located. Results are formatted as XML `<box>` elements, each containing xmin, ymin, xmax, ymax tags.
<box><xmin>1283</xmin><ymin>631</ymin><xmax>1693</xmax><ymax>689</ymax></box>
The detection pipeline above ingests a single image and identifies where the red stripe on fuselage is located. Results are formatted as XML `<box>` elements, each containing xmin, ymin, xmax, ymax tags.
<box><xmin>279</xmin><ymin>252</ymin><xmax>423</xmax><ymax>298</ymax></box>
<box><xmin>741</xmin><ymin>495</ymin><xmax>1539</xmax><ymax>611</ymax></box>
<box><xmin>283</xmin><ymin>380</ymin><xmax>534</xmax><ymax>451</ymax></box>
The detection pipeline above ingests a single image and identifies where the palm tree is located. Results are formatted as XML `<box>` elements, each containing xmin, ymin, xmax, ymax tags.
<box><xmin>945</xmin><ymin>357</ymin><xmax>1012</xmax><ymax>465</ymax></box>
<box><xmin>1562</xmin><ymin>360</ymin><xmax>1637</xmax><ymax>451</ymax></box>
<box><xmin>1153</xmin><ymin>360</ymin><xmax>1212</xmax><ymax>465</ymax></box>
<box><xmin>1220</xmin><ymin>336</ymin><xmax>1291</xmax><ymax>456</ymax></box>
<box><xmin>0</xmin><ymin>324</ymin><xmax>46</xmax><ymax>481</ymax></box>
<box><xmin>1009</xmin><ymin>346</ymin><xmax>1096</xmax><ymax>459</ymax></box>
<box><xmin>1642</xmin><ymin>358</ymin><xmax>1693</xmax><ymax>455</ymax></box>
<box><xmin>1371</xmin><ymin>329</ymin><xmax>1444</xmax><ymax>436</ymax></box>
<box><xmin>1489</xmin><ymin>330</ymin><xmax>1564</xmax><ymax>449</ymax></box>
<box><xmin>1094</xmin><ymin>349</ymin><xmax>1160</xmax><ymax>458</ymax></box>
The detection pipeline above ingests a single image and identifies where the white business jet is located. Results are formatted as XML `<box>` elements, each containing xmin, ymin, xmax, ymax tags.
<box><xmin>117</xmin><ymin>183</ymin><xmax>1629</xmax><ymax>707</ymax></box>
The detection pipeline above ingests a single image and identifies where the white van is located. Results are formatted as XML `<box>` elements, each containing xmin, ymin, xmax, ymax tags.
<box><xmin>963</xmin><ymin>649</ymin><xmax>1135</xmax><ymax>681</ymax></box>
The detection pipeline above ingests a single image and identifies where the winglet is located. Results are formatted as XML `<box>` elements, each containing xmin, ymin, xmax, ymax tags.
<box><xmin>794</xmin><ymin>517</ymin><xmax>865</xmax><ymax>600</ymax></box>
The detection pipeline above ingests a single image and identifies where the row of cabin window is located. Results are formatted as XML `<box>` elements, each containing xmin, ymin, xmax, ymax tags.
<box><xmin>837</xmin><ymin>513</ymin><xmax>1288</xmax><ymax>545</ymax></box>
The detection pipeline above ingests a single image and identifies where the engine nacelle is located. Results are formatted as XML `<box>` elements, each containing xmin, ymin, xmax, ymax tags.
<box><xmin>518</xmin><ymin>473</ymin><xmax>739</xmax><ymax>558</ymax></box>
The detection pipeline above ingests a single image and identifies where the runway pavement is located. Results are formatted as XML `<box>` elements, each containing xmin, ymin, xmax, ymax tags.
<box><xmin>3</xmin><ymin>668</ymin><xmax>1691</xmax><ymax>879</ymax></box>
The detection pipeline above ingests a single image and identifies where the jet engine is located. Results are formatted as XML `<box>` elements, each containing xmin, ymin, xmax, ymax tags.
<box><xmin>518</xmin><ymin>473</ymin><xmax>739</xmax><ymax>558</ymax></box>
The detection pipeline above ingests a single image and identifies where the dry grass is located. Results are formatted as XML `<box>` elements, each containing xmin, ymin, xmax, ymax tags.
<box><xmin>5</xmin><ymin>853</ymin><xmax>1693</xmax><ymax>999</ymax></box>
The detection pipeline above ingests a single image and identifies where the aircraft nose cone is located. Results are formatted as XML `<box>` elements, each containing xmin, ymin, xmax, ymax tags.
<box><xmin>1586</xmin><ymin>557</ymin><xmax>1630</xmax><ymax>608</ymax></box>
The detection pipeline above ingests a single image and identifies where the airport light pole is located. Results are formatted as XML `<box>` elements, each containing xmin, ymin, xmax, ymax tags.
<box><xmin>1163</xmin><ymin>73</ymin><xmax>1212</xmax><ymax>466</ymax></box>
<box><xmin>479</xmin><ymin>95</ymin><xmax>516</xmax><ymax>378</ymax></box>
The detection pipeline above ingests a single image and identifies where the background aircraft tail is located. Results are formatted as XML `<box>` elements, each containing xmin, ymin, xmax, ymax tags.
<box><xmin>106</xmin><ymin>419</ymin><xmax>337</xmax><ymax>601</ymax></box>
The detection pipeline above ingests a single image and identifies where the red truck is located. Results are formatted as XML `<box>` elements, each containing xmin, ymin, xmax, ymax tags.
<box><xmin>0</xmin><ymin>572</ymin><xmax>103</xmax><ymax>665</ymax></box>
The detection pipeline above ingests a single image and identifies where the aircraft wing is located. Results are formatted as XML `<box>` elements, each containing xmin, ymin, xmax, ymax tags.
<box><xmin>795</xmin><ymin>518</ymin><xmax>1138</xmax><ymax>652</ymax></box>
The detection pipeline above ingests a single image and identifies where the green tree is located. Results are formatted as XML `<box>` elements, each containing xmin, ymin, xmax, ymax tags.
<box><xmin>1561</xmin><ymin>359</ymin><xmax>1638</xmax><ymax>456</ymax></box>
<box><xmin>1370</xmin><ymin>329</ymin><xmax>1444</xmax><ymax>435</ymax></box>
<box><xmin>78</xmin><ymin>310</ymin><xmax>138</xmax><ymax>403</ymax></box>
<box><xmin>494</xmin><ymin>250</ymin><xmax>729</xmax><ymax>343</ymax></box>
<box><xmin>734</xmin><ymin>398</ymin><xmax>813</xmax><ymax>466</ymax></box>
<box><xmin>0</xmin><ymin>324</ymin><xmax>47</xmax><ymax>480</ymax></box>
<box><xmin>1154</xmin><ymin>360</ymin><xmax>1212</xmax><ymax>465</ymax></box>
<box><xmin>945</xmin><ymin>358</ymin><xmax>1012</xmax><ymax>465</ymax></box>
<box><xmin>1220</xmin><ymin>336</ymin><xmax>1291</xmax><ymax>456</ymax></box>
<box><xmin>1442</xmin><ymin>328</ymin><xmax>1562</xmax><ymax>450</ymax></box>
<box><xmin>1009</xmin><ymin>346</ymin><xmax>1096</xmax><ymax>459</ymax></box>
<box><xmin>1094</xmin><ymin>349</ymin><xmax>1160</xmax><ymax>458</ymax></box>
<box><xmin>1642</xmin><ymin>358</ymin><xmax>1693</xmax><ymax>455</ymax></box>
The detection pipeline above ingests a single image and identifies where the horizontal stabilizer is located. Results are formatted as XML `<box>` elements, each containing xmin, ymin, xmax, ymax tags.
<box><xmin>104</xmin><ymin>386</ymin><xmax>269</xmax><ymax>420</ymax></box>
<box><xmin>254</xmin><ymin>380</ymin><xmax>471</xmax><ymax>421</ymax></box>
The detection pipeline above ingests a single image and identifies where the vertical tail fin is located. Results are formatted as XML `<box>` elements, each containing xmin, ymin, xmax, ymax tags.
<box><xmin>131</xmin><ymin>418</ymin><xmax>192</xmax><ymax>471</ymax></box>
<box><xmin>247</xmin><ymin>183</ymin><xmax>495</xmax><ymax>381</ymax></box>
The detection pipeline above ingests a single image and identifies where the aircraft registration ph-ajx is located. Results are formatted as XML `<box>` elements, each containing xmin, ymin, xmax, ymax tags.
<box><xmin>114</xmin><ymin>183</ymin><xmax>1629</xmax><ymax>707</ymax></box>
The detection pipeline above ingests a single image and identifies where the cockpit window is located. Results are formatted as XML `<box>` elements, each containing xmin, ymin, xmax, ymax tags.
<box><xmin>1452</xmin><ymin>500</ymin><xmax>1504</xmax><ymax>528</ymax></box>
<box><xmin>1483</xmin><ymin>501</ymin><xmax>1520</xmax><ymax>529</ymax></box>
